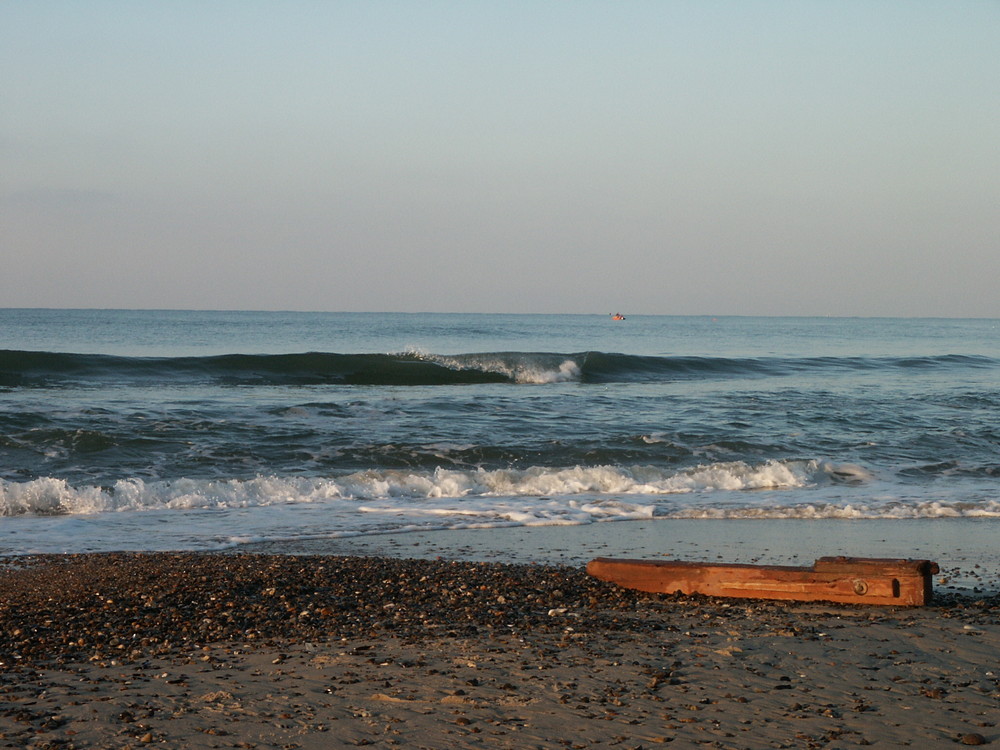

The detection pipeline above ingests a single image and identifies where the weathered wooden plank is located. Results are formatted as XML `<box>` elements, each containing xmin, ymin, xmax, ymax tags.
<box><xmin>585</xmin><ymin>556</ymin><xmax>939</xmax><ymax>606</ymax></box>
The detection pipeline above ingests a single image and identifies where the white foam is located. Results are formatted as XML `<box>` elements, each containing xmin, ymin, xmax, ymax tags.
<box><xmin>427</xmin><ymin>354</ymin><xmax>583</xmax><ymax>384</ymax></box>
<box><xmin>0</xmin><ymin>477</ymin><xmax>110</xmax><ymax>516</ymax></box>
<box><xmin>517</xmin><ymin>359</ymin><xmax>582</xmax><ymax>384</ymax></box>
<box><xmin>3</xmin><ymin>462</ymin><xmax>999</xmax><ymax>556</ymax></box>
<box><xmin>0</xmin><ymin>460</ymin><xmax>832</xmax><ymax>518</ymax></box>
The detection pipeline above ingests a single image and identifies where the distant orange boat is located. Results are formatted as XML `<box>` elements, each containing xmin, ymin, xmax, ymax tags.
<box><xmin>611</xmin><ymin>313</ymin><xmax>626</xmax><ymax>321</ymax></box>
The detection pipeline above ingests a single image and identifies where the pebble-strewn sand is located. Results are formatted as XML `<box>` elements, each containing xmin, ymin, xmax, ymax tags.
<box><xmin>1</xmin><ymin>553</ymin><xmax>998</xmax><ymax>749</ymax></box>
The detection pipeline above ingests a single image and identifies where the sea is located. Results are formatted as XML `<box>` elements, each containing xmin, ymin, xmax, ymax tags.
<box><xmin>1</xmin><ymin>309</ymin><xmax>999</xmax><ymax>570</ymax></box>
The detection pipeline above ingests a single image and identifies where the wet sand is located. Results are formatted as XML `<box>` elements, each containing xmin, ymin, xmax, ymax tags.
<box><xmin>1</xmin><ymin>551</ymin><xmax>998</xmax><ymax>749</ymax></box>
<box><xmin>240</xmin><ymin>518</ymin><xmax>1000</xmax><ymax>595</ymax></box>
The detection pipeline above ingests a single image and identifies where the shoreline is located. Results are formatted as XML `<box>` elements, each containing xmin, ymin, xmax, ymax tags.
<box><xmin>1</xmin><ymin>551</ymin><xmax>998</xmax><ymax>749</ymax></box>
<box><xmin>234</xmin><ymin>517</ymin><xmax>1000</xmax><ymax>596</ymax></box>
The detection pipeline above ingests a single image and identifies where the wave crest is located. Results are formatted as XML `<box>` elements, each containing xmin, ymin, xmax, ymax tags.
<box><xmin>4</xmin><ymin>349</ymin><xmax>995</xmax><ymax>388</ymax></box>
<box><xmin>0</xmin><ymin>459</ymin><xmax>821</xmax><ymax>517</ymax></box>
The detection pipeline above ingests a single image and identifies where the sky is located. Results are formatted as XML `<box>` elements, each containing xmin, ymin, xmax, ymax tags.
<box><xmin>2</xmin><ymin>1</ymin><xmax>998</xmax><ymax>316</ymax></box>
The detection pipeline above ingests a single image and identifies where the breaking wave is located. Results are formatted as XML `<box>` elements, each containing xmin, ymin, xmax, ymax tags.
<box><xmin>5</xmin><ymin>458</ymin><xmax>983</xmax><ymax>524</ymax></box>
<box><xmin>2</xmin><ymin>349</ymin><xmax>995</xmax><ymax>388</ymax></box>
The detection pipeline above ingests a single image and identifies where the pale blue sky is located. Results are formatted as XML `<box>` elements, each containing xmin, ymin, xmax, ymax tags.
<box><xmin>2</xmin><ymin>1</ymin><xmax>998</xmax><ymax>315</ymax></box>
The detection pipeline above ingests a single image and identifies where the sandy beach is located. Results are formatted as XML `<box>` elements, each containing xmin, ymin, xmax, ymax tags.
<box><xmin>2</xmin><ymin>549</ymin><xmax>998</xmax><ymax>749</ymax></box>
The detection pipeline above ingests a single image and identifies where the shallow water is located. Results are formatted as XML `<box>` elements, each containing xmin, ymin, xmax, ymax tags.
<box><xmin>2</xmin><ymin>310</ymin><xmax>998</xmax><ymax>559</ymax></box>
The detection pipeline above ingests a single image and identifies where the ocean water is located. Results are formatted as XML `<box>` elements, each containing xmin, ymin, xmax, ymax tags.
<box><xmin>1</xmin><ymin>309</ymin><xmax>999</xmax><ymax>556</ymax></box>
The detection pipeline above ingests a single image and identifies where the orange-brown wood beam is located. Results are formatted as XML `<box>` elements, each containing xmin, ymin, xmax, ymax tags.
<box><xmin>586</xmin><ymin>556</ymin><xmax>939</xmax><ymax>606</ymax></box>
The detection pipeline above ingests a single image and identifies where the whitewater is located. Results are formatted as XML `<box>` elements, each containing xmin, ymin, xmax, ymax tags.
<box><xmin>2</xmin><ymin>309</ymin><xmax>999</xmax><ymax>556</ymax></box>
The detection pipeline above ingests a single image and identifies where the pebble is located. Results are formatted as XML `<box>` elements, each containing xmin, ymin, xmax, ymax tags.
<box><xmin>0</xmin><ymin>551</ymin><xmax>997</xmax><ymax>673</ymax></box>
<box><xmin>0</xmin><ymin>552</ymin><xmax>689</xmax><ymax>666</ymax></box>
